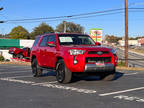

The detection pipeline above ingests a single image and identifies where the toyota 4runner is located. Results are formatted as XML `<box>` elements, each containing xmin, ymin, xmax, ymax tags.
<box><xmin>30</xmin><ymin>33</ymin><xmax>118</xmax><ymax>83</ymax></box>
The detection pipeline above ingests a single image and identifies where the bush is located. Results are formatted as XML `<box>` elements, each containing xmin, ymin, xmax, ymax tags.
<box><xmin>5</xmin><ymin>59</ymin><xmax>10</xmax><ymax>62</ymax></box>
<box><xmin>0</xmin><ymin>55</ymin><xmax>4</xmax><ymax>61</ymax></box>
<box><xmin>117</xmin><ymin>61</ymin><xmax>125</xmax><ymax>66</ymax></box>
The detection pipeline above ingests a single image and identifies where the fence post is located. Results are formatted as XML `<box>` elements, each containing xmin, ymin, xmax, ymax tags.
<box><xmin>0</xmin><ymin>51</ymin><xmax>3</xmax><ymax>56</ymax></box>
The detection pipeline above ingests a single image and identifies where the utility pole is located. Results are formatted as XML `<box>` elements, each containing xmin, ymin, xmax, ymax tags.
<box><xmin>95</xmin><ymin>31</ymin><xmax>98</xmax><ymax>42</ymax></box>
<box><xmin>125</xmin><ymin>0</ymin><xmax>129</xmax><ymax>67</ymax></box>
<box><xmin>63</xmin><ymin>21</ymin><xmax>66</xmax><ymax>33</ymax></box>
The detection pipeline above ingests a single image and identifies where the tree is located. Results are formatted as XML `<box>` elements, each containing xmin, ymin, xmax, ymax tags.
<box><xmin>30</xmin><ymin>22</ymin><xmax>54</xmax><ymax>39</ymax></box>
<box><xmin>56</xmin><ymin>21</ymin><xmax>84</xmax><ymax>33</ymax></box>
<box><xmin>9</xmin><ymin>26</ymin><xmax>29</xmax><ymax>39</ymax></box>
<box><xmin>0</xmin><ymin>34</ymin><xmax>10</xmax><ymax>38</ymax></box>
<box><xmin>0</xmin><ymin>34</ymin><xmax>3</xmax><ymax>38</ymax></box>
<box><xmin>105</xmin><ymin>35</ymin><xmax>122</xmax><ymax>43</ymax></box>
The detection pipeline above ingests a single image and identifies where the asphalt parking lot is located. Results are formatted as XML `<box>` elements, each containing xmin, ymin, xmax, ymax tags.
<box><xmin>0</xmin><ymin>64</ymin><xmax>144</xmax><ymax>108</ymax></box>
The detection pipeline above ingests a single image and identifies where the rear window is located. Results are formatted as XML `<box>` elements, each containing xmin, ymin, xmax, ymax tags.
<box><xmin>33</xmin><ymin>37</ymin><xmax>40</xmax><ymax>47</ymax></box>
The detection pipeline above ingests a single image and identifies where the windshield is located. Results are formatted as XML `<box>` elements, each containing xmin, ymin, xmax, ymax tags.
<box><xmin>58</xmin><ymin>34</ymin><xmax>95</xmax><ymax>45</ymax></box>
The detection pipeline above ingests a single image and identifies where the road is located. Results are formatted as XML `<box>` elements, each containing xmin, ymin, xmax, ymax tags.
<box><xmin>0</xmin><ymin>64</ymin><xmax>144</xmax><ymax>108</ymax></box>
<box><xmin>117</xmin><ymin>48</ymin><xmax>144</xmax><ymax>67</ymax></box>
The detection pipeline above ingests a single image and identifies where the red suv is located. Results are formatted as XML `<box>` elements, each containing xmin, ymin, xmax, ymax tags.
<box><xmin>30</xmin><ymin>33</ymin><xmax>118</xmax><ymax>83</ymax></box>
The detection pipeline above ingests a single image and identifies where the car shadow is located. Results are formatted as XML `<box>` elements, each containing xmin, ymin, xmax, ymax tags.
<box><xmin>40</xmin><ymin>70</ymin><xmax>124</xmax><ymax>83</ymax></box>
<box><xmin>71</xmin><ymin>71</ymin><xmax>124</xmax><ymax>83</ymax></box>
<box><xmin>114</xmin><ymin>71</ymin><xmax>124</xmax><ymax>80</ymax></box>
<box><xmin>41</xmin><ymin>71</ymin><xmax>56</xmax><ymax>77</ymax></box>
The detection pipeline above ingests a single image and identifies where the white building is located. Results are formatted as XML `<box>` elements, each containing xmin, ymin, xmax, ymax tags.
<box><xmin>118</xmin><ymin>40</ymin><xmax>139</xmax><ymax>46</ymax></box>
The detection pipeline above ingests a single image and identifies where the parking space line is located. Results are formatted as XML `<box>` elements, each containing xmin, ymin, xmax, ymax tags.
<box><xmin>48</xmin><ymin>81</ymin><xmax>58</xmax><ymax>84</ymax></box>
<box><xmin>0</xmin><ymin>77</ymin><xmax>35</xmax><ymax>84</ymax></box>
<box><xmin>0</xmin><ymin>71</ymin><xmax>31</xmax><ymax>74</ymax></box>
<box><xmin>4</xmin><ymin>75</ymin><xmax>32</xmax><ymax>79</ymax></box>
<box><xmin>0</xmin><ymin>77</ymin><xmax>97</xmax><ymax>94</ymax></box>
<box><xmin>32</xmin><ymin>81</ymin><xmax>57</xmax><ymax>85</ymax></box>
<box><xmin>114</xmin><ymin>95</ymin><xmax>144</xmax><ymax>103</ymax></box>
<box><xmin>125</xmin><ymin>72</ymin><xmax>138</xmax><ymax>76</ymax></box>
<box><xmin>99</xmin><ymin>87</ymin><xmax>144</xmax><ymax>96</ymax></box>
<box><xmin>32</xmin><ymin>82</ymin><xmax>49</xmax><ymax>85</ymax></box>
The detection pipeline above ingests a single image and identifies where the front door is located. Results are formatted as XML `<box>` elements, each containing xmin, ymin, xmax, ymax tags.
<box><xmin>45</xmin><ymin>35</ymin><xmax>57</xmax><ymax>68</ymax></box>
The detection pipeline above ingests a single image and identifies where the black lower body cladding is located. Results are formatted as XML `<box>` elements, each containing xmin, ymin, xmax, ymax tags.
<box><xmin>84</xmin><ymin>63</ymin><xmax>115</xmax><ymax>73</ymax></box>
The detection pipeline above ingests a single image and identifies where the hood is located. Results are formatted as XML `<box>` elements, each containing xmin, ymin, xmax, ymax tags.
<box><xmin>60</xmin><ymin>45</ymin><xmax>112</xmax><ymax>51</ymax></box>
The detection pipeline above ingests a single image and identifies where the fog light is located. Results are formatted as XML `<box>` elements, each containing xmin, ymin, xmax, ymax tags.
<box><xmin>73</xmin><ymin>56</ymin><xmax>78</xmax><ymax>64</ymax></box>
<box><xmin>74</xmin><ymin>60</ymin><xmax>78</xmax><ymax>64</ymax></box>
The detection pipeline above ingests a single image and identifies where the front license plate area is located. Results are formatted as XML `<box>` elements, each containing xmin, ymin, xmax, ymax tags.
<box><xmin>96</xmin><ymin>61</ymin><xmax>104</xmax><ymax>67</ymax></box>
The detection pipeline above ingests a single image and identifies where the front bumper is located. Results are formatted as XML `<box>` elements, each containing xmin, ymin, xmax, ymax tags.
<box><xmin>64</xmin><ymin>51</ymin><xmax>116</xmax><ymax>73</ymax></box>
<box><xmin>84</xmin><ymin>63</ymin><xmax>114</xmax><ymax>72</ymax></box>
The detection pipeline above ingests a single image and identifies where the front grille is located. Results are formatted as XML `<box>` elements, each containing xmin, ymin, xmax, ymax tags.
<box><xmin>85</xmin><ymin>57</ymin><xmax>111</xmax><ymax>63</ymax></box>
<box><xmin>88</xmin><ymin>51</ymin><xmax>109</xmax><ymax>55</ymax></box>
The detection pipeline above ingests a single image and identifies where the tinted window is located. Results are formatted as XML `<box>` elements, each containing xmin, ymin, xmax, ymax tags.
<box><xmin>33</xmin><ymin>37</ymin><xmax>40</xmax><ymax>47</ymax></box>
<box><xmin>40</xmin><ymin>36</ymin><xmax>48</xmax><ymax>46</ymax></box>
<box><xmin>48</xmin><ymin>35</ymin><xmax>56</xmax><ymax>45</ymax></box>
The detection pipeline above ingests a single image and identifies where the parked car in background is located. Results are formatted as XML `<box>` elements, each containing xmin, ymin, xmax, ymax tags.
<box><xmin>9</xmin><ymin>47</ymin><xmax>31</xmax><ymax>59</ymax></box>
<box><xmin>31</xmin><ymin>33</ymin><xmax>118</xmax><ymax>83</ymax></box>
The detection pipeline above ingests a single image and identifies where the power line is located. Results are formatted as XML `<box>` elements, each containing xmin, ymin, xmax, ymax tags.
<box><xmin>128</xmin><ymin>8</ymin><xmax>144</xmax><ymax>10</ymax></box>
<box><xmin>2</xmin><ymin>8</ymin><xmax>144</xmax><ymax>23</ymax></box>
<box><xmin>65</xmin><ymin>8</ymin><xmax>124</xmax><ymax>17</ymax></box>
<box><xmin>5</xmin><ymin>16</ymin><xmax>67</xmax><ymax>22</ymax></box>
<box><xmin>6</xmin><ymin>11</ymin><xmax>125</xmax><ymax>24</ymax></box>
<box><xmin>4</xmin><ymin>8</ymin><xmax>124</xmax><ymax>22</ymax></box>
<box><xmin>4</xmin><ymin>10</ymin><xmax>144</xmax><ymax>24</ymax></box>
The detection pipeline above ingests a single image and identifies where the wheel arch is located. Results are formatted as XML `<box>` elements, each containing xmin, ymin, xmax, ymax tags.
<box><xmin>31</xmin><ymin>55</ymin><xmax>37</xmax><ymax>63</ymax></box>
<box><xmin>18</xmin><ymin>51</ymin><xmax>24</xmax><ymax>55</ymax></box>
<box><xmin>16</xmin><ymin>51</ymin><xmax>22</xmax><ymax>55</ymax></box>
<box><xmin>55</xmin><ymin>56</ymin><xmax>63</xmax><ymax>69</ymax></box>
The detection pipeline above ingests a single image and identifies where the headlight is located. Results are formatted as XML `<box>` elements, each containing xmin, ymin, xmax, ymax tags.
<box><xmin>110</xmin><ymin>49</ymin><xmax>117</xmax><ymax>54</ymax></box>
<box><xmin>69</xmin><ymin>49</ymin><xmax>86</xmax><ymax>55</ymax></box>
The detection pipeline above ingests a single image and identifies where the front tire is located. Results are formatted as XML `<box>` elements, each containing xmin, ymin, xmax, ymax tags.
<box><xmin>17</xmin><ymin>53</ymin><xmax>24</xmax><ymax>59</ymax></box>
<box><xmin>32</xmin><ymin>58</ymin><xmax>43</xmax><ymax>77</ymax></box>
<box><xmin>56</xmin><ymin>59</ymin><xmax>72</xmax><ymax>84</ymax></box>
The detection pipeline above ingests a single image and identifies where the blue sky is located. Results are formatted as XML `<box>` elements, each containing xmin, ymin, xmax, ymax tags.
<box><xmin>0</xmin><ymin>0</ymin><xmax>144</xmax><ymax>37</ymax></box>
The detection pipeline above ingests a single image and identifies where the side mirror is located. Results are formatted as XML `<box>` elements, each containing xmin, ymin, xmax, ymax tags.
<box><xmin>47</xmin><ymin>41</ymin><xmax>56</xmax><ymax>47</ymax></box>
<box><xmin>95</xmin><ymin>42</ymin><xmax>101</xmax><ymax>46</ymax></box>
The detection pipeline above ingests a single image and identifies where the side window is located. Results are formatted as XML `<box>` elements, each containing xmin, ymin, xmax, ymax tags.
<box><xmin>33</xmin><ymin>37</ymin><xmax>40</xmax><ymax>47</ymax></box>
<box><xmin>40</xmin><ymin>36</ymin><xmax>48</xmax><ymax>47</ymax></box>
<box><xmin>23</xmin><ymin>48</ymin><xmax>27</xmax><ymax>51</ymax></box>
<box><xmin>48</xmin><ymin>35</ymin><xmax>56</xmax><ymax>45</ymax></box>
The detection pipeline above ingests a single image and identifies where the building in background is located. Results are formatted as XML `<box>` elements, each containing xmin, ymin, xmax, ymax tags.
<box><xmin>0</xmin><ymin>39</ymin><xmax>34</xmax><ymax>49</ymax></box>
<box><xmin>0</xmin><ymin>39</ymin><xmax>34</xmax><ymax>60</ymax></box>
<box><xmin>89</xmin><ymin>28</ymin><xmax>102</xmax><ymax>43</ymax></box>
<box><xmin>118</xmin><ymin>39</ymin><xmax>139</xmax><ymax>46</ymax></box>
<box><xmin>138</xmin><ymin>37</ymin><xmax>144</xmax><ymax>46</ymax></box>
